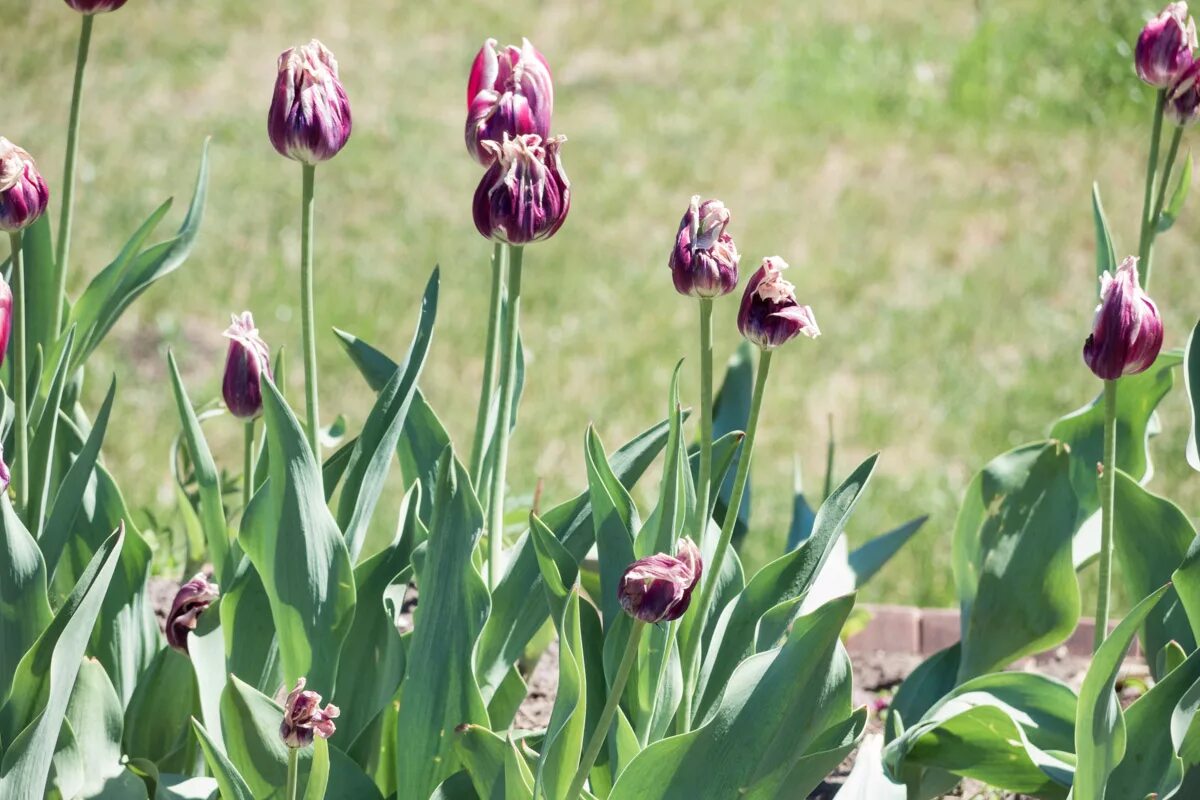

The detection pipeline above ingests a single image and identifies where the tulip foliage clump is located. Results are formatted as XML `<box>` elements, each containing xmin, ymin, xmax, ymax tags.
<box><xmin>7</xmin><ymin>3</ymin><xmax>1200</xmax><ymax>800</ymax></box>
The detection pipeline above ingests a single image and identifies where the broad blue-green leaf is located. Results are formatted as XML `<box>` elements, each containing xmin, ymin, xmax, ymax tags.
<box><xmin>1075</xmin><ymin>585</ymin><xmax>1170</xmax><ymax>800</ymax></box>
<box><xmin>1111</xmin><ymin>470</ymin><xmax>1196</xmax><ymax>675</ymax></box>
<box><xmin>884</xmin><ymin>672</ymin><xmax>1076</xmax><ymax>798</ymax></box>
<box><xmin>167</xmin><ymin>351</ymin><xmax>232</xmax><ymax>585</ymax></box>
<box><xmin>27</xmin><ymin>327</ymin><xmax>74</xmax><ymax>537</ymax></box>
<box><xmin>454</xmin><ymin>725</ymin><xmax>510</xmax><ymax>800</ymax></box>
<box><xmin>124</xmin><ymin>646</ymin><xmax>197</xmax><ymax>771</ymax></box>
<box><xmin>1092</xmin><ymin>182</ymin><xmax>1117</xmax><ymax>280</ymax></box>
<box><xmin>711</xmin><ymin>341</ymin><xmax>753</xmax><ymax>546</ymax></box>
<box><xmin>585</xmin><ymin>425</ymin><xmax>638</xmax><ymax>633</ymax></box>
<box><xmin>833</xmin><ymin>734</ymin><xmax>906</xmax><ymax>800</ymax></box>
<box><xmin>336</xmin><ymin>270</ymin><xmax>438</xmax><ymax>562</ymax></box>
<box><xmin>66</xmin><ymin>140</ymin><xmax>208</xmax><ymax>372</ymax></box>
<box><xmin>504</xmin><ymin>738</ymin><xmax>536</xmax><ymax>799</ymax></box>
<box><xmin>219</xmin><ymin>675</ymin><xmax>381</xmax><ymax>800</ymax></box>
<box><xmin>848</xmin><ymin>515</ymin><xmax>928</xmax><ymax>587</ymax></box>
<box><xmin>394</xmin><ymin>451</ymin><xmax>490</xmax><ymax>799</ymax></box>
<box><xmin>0</xmin><ymin>527</ymin><xmax>123</xmax><ymax>797</ymax></box>
<box><xmin>744</xmin><ymin>707</ymin><xmax>867</xmax><ymax>799</ymax></box>
<box><xmin>219</xmin><ymin>560</ymin><xmax>281</xmax><ymax>694</ymax></box>
<box><xmin>1107</xmin><ymin>648</ymin><xmax>1200</xmax><ymax>799</ymax></box>
<box><xmin>953</xmin><ymin>441</ymin><xmax>1080</xmax><ymax>680</ymax></box>
<box><xmin>1186</xmin><ymin>320</ymin><xmax>1200</xmax><ymax>472</ymax></box>
<box><xmin>304</xmin><ymin>738</ymin><xmax>331</xmax><ymax>800</ymax></box>
<box><xmin>694</xmin><ymin>454</ymin><xmax>877</xmax><ymax>720</ymax></box>
<box><xmin>636</xmin><ymin>362</ymin><xmax>690</xmax><ymax>558</ymax></box>
<box><xmin>54</xmin><ymin>659</ymin><xmax>127</xmax><ymax>797</ymax></box>
<box><xmin>610</xmin><ymin>595</ymin><xmax>857</xmax><ymax>800</ymax></box>
<box><xmin>191</xmin><ymin>718</ymin><xmax>254</xmax><ymax>800</ymax></box>
<box><xmin>888</xmin><ymin>645</ymin><xmax>961</xmax><ymax>747</ymax></box>
<box><xmin>20</xmin><ymin>214</ymin><xmax>57</xmax><ymax>374</ymax></box>
<box><xmin>0</xmin><ymin>491</ymin><xmax>51</xmax><ymax>706</ymax></box>
<box><xmin>240</xmin><ymin>378</ymin><xmax>356</xmax><ymax>690</ymax></box>
<box><xmin>476</xmin><ymin>415</ymin><xmax>674</xmax><ymax>700</ymax></box>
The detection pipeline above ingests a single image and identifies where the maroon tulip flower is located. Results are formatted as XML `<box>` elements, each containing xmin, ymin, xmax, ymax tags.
<box><xmin>0</xmin><ymin>139</ymin><xmax>49</xmax><ymax>234</ymax></box>
<box><xmin>63</xmin><ymin>0</ymin><xmax>127</xmax><ymax>12</ymax></box>
<box><xmin>279</xmin><ymin>678</ymin><xmax>340</xmax><ymax>748</ymax></box>
<box><xmin>1083</xmin><ymin>256</ymin><xmax>1164</xmax><ymax>380</ymax></box>
<box><xmin>618</xmin><ymin>538</ymin><xmax>703</xmax><ymax>623</ymax></box>
<box><xmin>0</xmin><ymin>278</ymin><xmax>11</xmax><ymax>369</ymax></box>
<box><xmin>465</xmin><ymin>38</ymin><xmax>554</xmax><ymax>164</ymax></box>
<box><xmin>222</xmin><ymin>312</ymin><xmax>272</xmax><ymax>420</ymax></box>
<box><xmin>1168</xmin><ymin>60</ymin><xmax>1200</xmax><ymax>125</ymax></box>
<box><xmin>165</xmin><ymin>573</ymin><xmax>219</xmax><ymax>654</ymax></box>
<box><xmin>268</xmin><ymin>40</ymin><xmax>352</xmax><ymax>165</ymax></box>
<box><xmin>669</xmin><ymin>196</ymin><xmax>740</xmax><ymax>299</ymax></box>
<box><xmin>1137</xmin><ymin>3</ymin><xmax>1197</xmax><ymax>88</ymax></box>
<box><xmin>0</xmin><ymin>442</ymin><xmax>10</xmax><ymax>494</ymax></box>
<box><xmin>473</xmin><ymin>134</ymin><xmax>571</xmax><ymax>245</ymax></box>
<box><xmin>737</xmin><ymin>257</ymin><xmax>820</xmax><ymax>350</ymax></box>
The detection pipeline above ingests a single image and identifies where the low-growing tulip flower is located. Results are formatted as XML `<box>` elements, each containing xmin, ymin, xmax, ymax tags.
<box><xmin>473</xmin><ymin>134</ymin><xmax>571</xmax><ymax>245</ymax></box>
<box><xmin>165</xmin><ymin>573</ymin><xmax>219</xmax><ymax>653</ymax></box>
<box><xmin>268</xmin><ymin>40</ymin><xmax>352</xmax><ymax>165</ymax></box>
<box><xmin>669</xmin><ymin>196</ymin><xmax>740</xmax><ymax>298</ymax></box>
<box><xmin>1083</xmin><ymin>256</ymin><xmax>1164</xmax><ymax>380</ymax></box>
<box><xmin>0</xmin><ymin>139</ymin><xmax>49</xmax><ymax>234</ymax></box>
<box><xmin>222</xmin><ymin>312</ymin><xmax>272</xmax><ymax>420</ymax></box>
<box><xmin>63</xmin><ymin>0</ymin><xmax>127</xmax><ymax>12</ymax></box>
<box><xmin>466</xmin><ymin>38</ymin><xmax>554</xmax><ymax>164</ymax></box>
<box><xmin>737</xmin><ymin>257</ymin><xmax>820</xmax><ymax>350</ymax></box>
<box><xmin>279</xmin><ymin>678</ymin><xmax>340</xmax><ymax>748</ymax></box>
<box><xmin>1137</xmin><ymin>3</ymin><xmax>1197</xmax><ymax>88</ymax></box>
<box><xmin>618</xmin><ymin>538</ymin><xmax>703</xmax><ymax>623</ymax></box>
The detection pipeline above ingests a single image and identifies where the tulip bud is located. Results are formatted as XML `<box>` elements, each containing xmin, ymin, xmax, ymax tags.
<box><xmin>268</xmin><ymin>40</ymin><xmax>352</xmax><ymax>165</ymax></box>
<box><xmin>1137</xmin><ymin>3</ymin><xmax>1197</xmax><ymax>88</ymax></box>
<box><xmin>63</xmin><ymin>0</ymin><xmax>127</xmax><ymax>13</ymax></box>
<box><xmin>0</xmin><ymin>139</ymin><xmax>49</xmax><ymax>234</ymax></box>
<box><xmin>1083</xmin><ymin>256</ymin><xmax>1164</xmax><ymax>380</ymax></box>
<box><xmin>0</xmin><ymin>278</ymin><xmax>11</xmax><ymax>369</ymax></box>
<box><xmin>222</xmin><ymin>312</ymin><xmax>272</xmax><ymax>420</ymax></box>
<box><xmin>466</xmin><ymin>38</ymin><xmax>554</xmax><ymax>164</ymax></box>
<box><xmin>618</xmin><ymin>538</ymin><xmax>703</xmax><ymax>623</ymax></box>
<box><xmin>737</xmin><ymin>257</ymin><xmax>820</xmax><ymax>350</ymax></box>
<box><xmin>165</xmin><ymin>573</ymin><xmax>219</xmax><ymax>654</ymax></box>
<box><xmin>473</xmin><ymin>134</ymin><xmax>571</xmax><ymax>245</ymax></box>
<box><xmin>669</xmin><ymin>196</ymin><xmax>740</xmax><ymax>298</ymax></box>
<box><xmin>1167</xmin><ymin>61</ymin><xmax>1200</xmax><ymax>125</ymax></box>
<box><xmin>279</xmin><ymin>678</ymin><xmax>339</xmax><ymax>748</ymax></box>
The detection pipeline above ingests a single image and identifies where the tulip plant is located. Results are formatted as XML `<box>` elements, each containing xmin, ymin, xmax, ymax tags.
<box><xmin>15</xmin><ymin>2</ymin><xmax>1200</xmax><ymax>800</ymax></box>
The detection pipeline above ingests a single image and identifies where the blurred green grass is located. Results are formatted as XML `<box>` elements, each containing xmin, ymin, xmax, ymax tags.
<box><xmin>3</xmin><ymin>0</ymin><xmax>1196</xmax><ymax>607</ymax></box>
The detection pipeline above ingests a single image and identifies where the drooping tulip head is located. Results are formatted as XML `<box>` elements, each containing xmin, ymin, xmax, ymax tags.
<box><xmin>1168</xmin><ymin>60</ymin><xmax>1200</xmax><ymax>125</ymax></box>
<box><xmin>473</xmin><ymin>134</ymin><xmax>571</xmax><ymax>245</ymax></box>
<box><xmin>63</xmin><ymin>0</ymin><xmax>127</xmax><ymax>12</ymax></box>
<box><xmin>165</xmin><ymin>573</ymin><xmax>219</xmax><ymax>654</ymax></box>
<box><xmin>618</xmin><ymin>538</ymin><xmax>703</xmax><ymax>623</ymax></box>
<box><xmin>1137</xmin><ymin>3</ymin><xmax>1197</xmax><ymax>88</ymax></box>
<box><xmin>279</xmin><ymin>678</ymin><xmax>340</xmax><ymax>748</ymax></box>
<box><xmin>222</xmin><ymin>312</ymin><xmax>272</xmax><ymax>420</ymax></box>
<box><xmin>669</xmin><ymin>196</ymin><xmax>740</xmax><ymax>298</ymax></box>
<box><xmin>737</xmin><ymin>257</ymin><xmax>821</xmax><ymax>350</ymax></box>
<box><xmin>268</xmin><ymin>40</ymin><xmax>352</xmax><ymax>165</ymax></box>
<box><xmin>1083</xmin><ymin>256</ymin><xmax>1164</xmax><ymax>380</ymax></box>
<box><xmin>466</xmin><ymin>38</ymin><xmax>554</xmax><ymax>164</ymax></box>
<box><xmin>0</xmin><ymin>139</ymin><xmax>49</xmax><ymax>234</ymax></box>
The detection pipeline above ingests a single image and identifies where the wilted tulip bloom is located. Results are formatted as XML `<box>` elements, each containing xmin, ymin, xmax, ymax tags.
<box><xmin>1137</xmin><ymin>3</ymin><xmax>1197</xmax><ymax>88</ymax></box>
<box><xmin>473</xmin><ymin>134</ymin><xmax>570</xmax><ymax>245</ymax></box>
<box><xmin>165</xmin><ymin>573</ymin><xmax>219</xmax><ymax>653</ymax></box>
<box><xmin>63</xmin><ymin>0</ymin><xmax>127</xmax><ymax>12</ymax></box>
<box><xmin>1083</xmin><ymin>256</ymin><xmax>1164</xmax><ymax>380</ymax></box>
<box><xmin>669</xmin><ymin>196</ymin><xmax>740</xmax><ymax>298</ymax></box>
<box><xmin>268</xmin><ymin>40</ymin><xmax>352</xmax><ymax>165</ymax></box>
<box><xmin>737</xmin><ymin>257</ymin><xmax>821</xmax><ymax>350</ymax></box>
<box><xmin>618</xmin><ymin>538</ymin><xmax>703</xmax><ymax>623</ymax></box>
<box><xmin>222</xmin><ymin>312</ymin><xmax>272</xmax><ymax>419</ymax></box>
<box><xmin>1168</xmin><ymin>61</ymin><xmax>1200</xmax><ymax>125</ymax></box>
<box><xmin>0</xmin><ymin>278</ymin><xmax>11</xmax><ymax>369</ymax></box>
<box><xmin>466</xmin><ymin>38</ymin><xmax>554</xmax><ymax>164</ymax></box>
<box><xmin>0</xmin><ymin>139</ymin><xmax>49</xmax><ymax>234</ymax></box>
<box><xmin>279</xmin><ymin>678</ymin><xmax>340</xmax><ymax>748</ymax></box>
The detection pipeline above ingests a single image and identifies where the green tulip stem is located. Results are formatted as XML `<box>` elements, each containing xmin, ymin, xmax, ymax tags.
<box><xmin>679</xmin><ymin>348</ymin><xmax>772</xmax><ymax>731</ymax></box>
<box><xmin>9</xmin><ymin>232</ymin><xmax>27</xmax><ymax>513</ymax></box>
<box><xmin>488</xmin><ymin>244</ymin><xmax>523</xmax><ymax>590</ymax></box>
<box><xmin>1138</xmin><ymin>90</ymin><xmax>1167</xmax><ymax>290</ymax></box>
<box><xmin>470</xmin><ymin>242</ymin><xmax>507</xmax><ymax>491</ymax></box>
<box><xmin>243</xmin><ymin>419</ymin><xmax>255</xmax><ymax>513</ymax></box>
<box><xmin>568</xmin><ymin>619</ymin><xmax>645</xmax><ymax>799</ymax></box>
<box><xmin>53</xmin><ymin>13</ymin><xmax>94</xmax><ymax>335</ymax></box>
<box><xmin>1094</xmin><ymin>379</ymin><xmax>1118</xmax><ymax>653</ymax></box>
<box><xmin>695</xmin><ymin>298</ymin><xmax>715</xmax><ymax>550</ymax></box>
<box><xmin>285</xmin><ymin>747</ymin><xmax>299</xmax><ymax>800</ymax></box>
<box><xmin>299</xmin><ymin>163</ymin><xmax>320</xmax><ymax>459</ymax></box>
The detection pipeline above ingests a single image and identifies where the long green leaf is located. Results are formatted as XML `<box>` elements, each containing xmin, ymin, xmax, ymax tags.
<box><xmin>0</xmin><ymin>491</ymin><xmax>51</xmax><ymax>706</ymax></box>
<box><xmin>1091</xmin><ymin>182</ymin><xmax>1117</xmax><ymax>280</ymax></box>
<box><xmin>192</xmin><ymin>718</ymin><xmax>255</xmax><ymax>800</ymax></box>
<box><xmin>56</xmin><ymin>658</ymin><xmax>127</xmax><ymax>796</ymax></box>
<box><xmin>27</xmin><ymin>327</ymin><xmax>74</xmax><ymax>537</ymax></box>
<box><xmin>585</xmin><ymin>425</ymin><xmax>637</xmax><ymax>634</ymax></box>
<box><xmin>20</xmin><ymin>214</ymin><xmax>57</xmax><ymax>375</ymax></box>
<box><xmin>711</xmin><ymin>342</ymin><xmax>754</xmax><ymax>546</ymax></box>
<box><xmin>123</xmin><ymin>646</ymin><xmax>198</xmax><ymax>771</ymax></box>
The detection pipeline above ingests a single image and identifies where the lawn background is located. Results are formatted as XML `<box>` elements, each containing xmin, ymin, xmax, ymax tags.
<box><xmin>4</xmin><ymin>0</ymin><xmax>1196</xmax><ymax>608</ymax></box>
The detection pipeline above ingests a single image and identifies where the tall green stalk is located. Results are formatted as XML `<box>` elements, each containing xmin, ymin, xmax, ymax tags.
<box><xmin>299</xmin><ymin>163</ymin><xmax>319</xmax><ymax>459</ymax></box>
<box><xmin>285</xmin><ymin>747</ymin><xmax>299</xmax><ymax>800</ymax></box>
<box><xmin>243</xmin><ymin>420</ymin><xmax>255</xmax><ymax>513</ymax></box>
<box><xmin>695</xmin><ymin>299</ymin><xmax>715</xmax><ymax>541</ymax></box>
<box><xmin>567</xmin><ymin>620</ymin><xmax>645</xmax><ymax>799</ymax></box>
<box><xmin>488</xmin><ymin>245</ymin><xmax>523</xmax><ymax>590</ymax></box>
<box><xmin>1093</xmin><ymin>379</ymin><xmax>1118</xmax><ymax>653</ymax></box>
<box><xmin>470</xmin><ymin>242</ymin><xmax>506</xmax><ymax>492</ymax></box>
<box><xmin>1138</xmin><ymin>90</ymin><xmax>1167</xmax><ymax>289</ymax></box>
<box><xmin>9</xmin><ymin>233</ymin><xmax>27</xmax><ymax>512</ymax></box>
<box><xmin>54</xmin><ymin>14</ymin><xmax>94</xmax><ymax>335</ymax></box>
